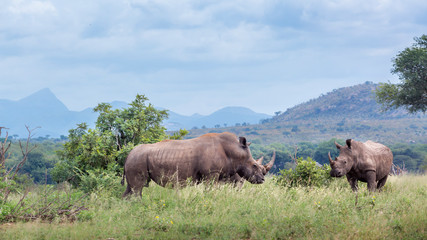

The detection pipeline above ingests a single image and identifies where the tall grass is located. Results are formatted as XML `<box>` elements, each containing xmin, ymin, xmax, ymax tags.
<box><xmin>1</xmin><ymin>175</ymin><xmax>426</xmax><ymax>239</ymax></box>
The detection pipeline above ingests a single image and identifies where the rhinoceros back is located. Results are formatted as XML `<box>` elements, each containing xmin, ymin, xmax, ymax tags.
<box><xmin>126</xmin><ymin>135</ymin><xmax>231</xmax><ymax>187</ymax></box>
<box><xmin>362</xmin><ymin>140</ymin><xmax>393</xmax><ymax>178</ymax></box>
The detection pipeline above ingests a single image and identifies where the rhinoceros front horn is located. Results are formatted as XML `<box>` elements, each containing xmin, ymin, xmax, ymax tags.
<box><xmin>328</xmin><ymin>152</ymin><xmax>334</xmax><ymax>165</ymax></box>
<box><xmin>264</xmin><ymin>151</ymin><xmax>276</xmax><ymax>172</ymax></box>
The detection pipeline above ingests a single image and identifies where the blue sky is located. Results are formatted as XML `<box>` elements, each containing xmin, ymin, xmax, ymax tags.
<box><xmin>1</xmin><ymin>0</ymin><xmax>427</xmax><ymax>115</ymax></box>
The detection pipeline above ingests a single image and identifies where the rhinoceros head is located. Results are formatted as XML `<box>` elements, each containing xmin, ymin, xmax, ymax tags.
<box><xmin>328</xmin><ymin>139</ymin><xmax>354</xmax><ymax>177</ymax></box>
<box><xmin>235</xmin><ymin>137</ymin><xmax>265</xmax><ymax>184</ymax></box>
<box><xmin>255</xmin><ymin>151</ymin><xmax>276</xmax><ymax>175</ymax></box>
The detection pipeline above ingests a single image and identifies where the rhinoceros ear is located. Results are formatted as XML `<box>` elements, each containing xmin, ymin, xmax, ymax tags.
<box><xmin>334</xmin><ymin>141</ymin><xmax>342</xmax><ymax>150</ymax></box>
<box><xmin>346</xmin><ymin>139</ymin><xmax>352</xmax><ymax>149</ymax></box>
<box><xmin>239</xmin><ymin>137</ymin><xmax>248</xmax><ymax>148</ymax></box>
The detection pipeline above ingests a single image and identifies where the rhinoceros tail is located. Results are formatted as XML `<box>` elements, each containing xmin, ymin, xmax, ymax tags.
<box><xmin>121</xmin><ymin>167</ymin><xmax>126</xmax><ymax>186</ymax></box>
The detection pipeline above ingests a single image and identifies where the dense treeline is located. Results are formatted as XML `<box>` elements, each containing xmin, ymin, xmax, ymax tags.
<box><xmin>250</xmin><ymin>140</ymin><xmax>427</xmax><ymax>174</ymax></box>
<box><xmin>1</xmin><ymin>137</ymin><xmax>63</xmax><ymax>184</ymax></box>
<box><xmin>2</xmin><ymin>136</ymin><xmax>426</xmax><ymax>185</ymax></box>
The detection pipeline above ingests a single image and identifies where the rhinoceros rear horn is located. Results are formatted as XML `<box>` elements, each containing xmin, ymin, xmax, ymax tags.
<box><xmin>334</xmin><ymin>141</ymin><xmax>342</xmax><ymax>150</ymax></box>
<box><xmin>256</xmin><ymin>156</ymin><xmax>264</xmax><ymax>165</ymax></box>
<box><xmin>265</xmin><ymin>151</ymin><xmax>276</xmax><ymax>172</ymax></box>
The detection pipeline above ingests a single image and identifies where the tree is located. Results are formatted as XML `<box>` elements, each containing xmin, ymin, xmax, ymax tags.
<box><xmin>291</xmin><ymin>125</ymin><xmax>299</xmax><ymax>132</ymax></box>
<box><xmin>52</xmin><ymin>94</ymin><xmax>187</xmax><ymax>185</ymax></box>
<box><xmin>376</xmin><ymin>35</ymin><xmax>427</xmax><ymax>113</ymax></box>
<box><xmin>313</xmin><ymin>138</ymin><xmax>344</xmax><ymax>165</ymax></box>
<box><xmin>20</xmin><ymin>152</ymin><xmax>54</xmax><ymax>184</ymax></box>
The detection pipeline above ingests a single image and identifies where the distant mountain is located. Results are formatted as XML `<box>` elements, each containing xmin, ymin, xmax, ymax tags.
<box><xmin>0</xmin><ymin>88</ymin><xmax>271</xmax><ymax>138</ymax></box>
<box><xmin>165</xmin><ymin>107</ymin><xmax>271</xmax><ymax>130</ymax></box>
<box><xmin>0</xmin><ymin>88</ymin><xmax>95</xmax><ymax>138</ymax></box>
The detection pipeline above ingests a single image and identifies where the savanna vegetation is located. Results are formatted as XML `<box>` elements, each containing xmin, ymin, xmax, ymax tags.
<box><xmin>3</xmin><ymin>134</ymin><xmax>427</xmax><ymax>187</ymax></box>
<box><xmin>1</xmin><ymin>174</ymin><xmax>426</xmax><ymax>239</ymax></box>
<box><xmin>1</xmin><ymin>34</ymin><xmax>427</xmax><ymax>238</ymax></box>
<box><xmin>1</xmin><ymin>107</ymin><xmax>426</xmax><ymax>239</ymax></box>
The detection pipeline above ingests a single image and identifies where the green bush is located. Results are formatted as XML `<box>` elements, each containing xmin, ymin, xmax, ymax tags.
<box><xmin>275</xmin><ymin>157</ymin><xmax>332</xmax><ymax>188</ymax></box>
<box><xmin>1</xmin><ymin>184</ymin><xmax>89</xmax><ymax>223</ymax></box>
<box><xmin>1</xmin><ymin>168</ymin><xmax>32</xmax><ymax>203</ymax></box>
<box><xmin>78</xmin><ymin>164</ymin><xmax>123</xmax><ymax>197</ymax></box>
<box><xmin>0</xmin><ymin>201</ymin><xmax>14</xmax><ymax>221</ymax></box>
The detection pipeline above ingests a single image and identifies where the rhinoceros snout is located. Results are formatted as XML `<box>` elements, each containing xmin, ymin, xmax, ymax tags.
<box><xmin>330</xmin><ymin>169</ymin><xmax>343</xmax><ymax>178</ymax></box>
<box><xmin>252</xmin><ymin>176</ymin><xmax>265</xmax><ymax>184</ymax></box>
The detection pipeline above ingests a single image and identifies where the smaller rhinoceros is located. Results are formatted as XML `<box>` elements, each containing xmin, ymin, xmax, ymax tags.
<box><xmin>328</xmin><ymin>139</ymin><xmax>393</xmax><ymax>192</ymax></box>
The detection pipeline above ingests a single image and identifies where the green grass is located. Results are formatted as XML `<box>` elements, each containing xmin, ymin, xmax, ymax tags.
<box><xmin>1</xmin><ymin>175</ymin><xmax>426</xmax><ymax>239</ymax></box>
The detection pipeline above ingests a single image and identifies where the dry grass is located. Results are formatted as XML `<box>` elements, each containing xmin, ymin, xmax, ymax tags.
<box><xmin>1</xmin><ymin>175</ymin><xmax>426</xmax><ymax>239</ymax></box>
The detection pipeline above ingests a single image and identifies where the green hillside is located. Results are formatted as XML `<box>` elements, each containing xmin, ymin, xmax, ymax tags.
<box><xmin>186</xmin><ymin>82</ymin><xmax>427</xmax><ymax>145</ymax></box>
<box><xmin>272</xmin><ymin>81</ymin><xmax>417</xmax><ymax>121</ymax></box>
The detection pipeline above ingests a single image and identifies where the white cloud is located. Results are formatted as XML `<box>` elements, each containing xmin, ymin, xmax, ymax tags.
<box><xmin>0</xmin><ymin>0</ymin><xmax>426</xmax><ymax>115</ymax></box>
<box><xmin>8</xmin><ymin>0</ymin><xmax>56</xmax><ymax>15</ymax></box>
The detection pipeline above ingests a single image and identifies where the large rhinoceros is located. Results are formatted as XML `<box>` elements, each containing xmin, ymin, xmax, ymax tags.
<box><xmin>122</xmin><ymin>132</ymin><xmax>266</xmax><ymax>197</ymax></box>
<box><xmin>328</xmin><ymin>139</ymin><xmax>393</xmax><ymax>192</ymax></box>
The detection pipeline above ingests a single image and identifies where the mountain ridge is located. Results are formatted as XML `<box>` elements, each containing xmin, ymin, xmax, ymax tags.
<box><xmin>272</xmin><ymin>81</ymin><xmax>417</xmax><ymax>122</ymax></box>
<box><xmin>186</xmin><ymin>82</ymin><xmax>427</xmax><ymax>144</ymax></box>
<box><xmin>0</xmin><ymin>89</ymin><xmax>270</xmax><ymax>137</ymax></box>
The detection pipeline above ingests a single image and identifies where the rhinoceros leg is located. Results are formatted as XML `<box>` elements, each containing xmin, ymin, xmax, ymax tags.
<box><xmin>346</xmin><ymin>175</ymin><xmax>358</xmax><ymax>192</ymax></box>
<box><xmin>365</xmin><ymin>171</ymin><xmax>377</xmax><ymax>192</ymax></box>
<box><xmin>123</xmin><ymin>169</ymin><xmax>150</xmax><ymax>197</ymax></box>
<box><xmin>376</xmin><ymin>174</ymin><xmax>388</xmax><ymax>190</ymax></box>
<box><xmin>122</xmin><ymin>184</ymin><xmax>133</xmax><ymax>198</ymax></box>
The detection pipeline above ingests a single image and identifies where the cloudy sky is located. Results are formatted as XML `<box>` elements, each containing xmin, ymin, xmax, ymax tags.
<box><xmin>1</xmin><ymin>0</ymin><xmax>427</xmax><ymax>115</ymax></box>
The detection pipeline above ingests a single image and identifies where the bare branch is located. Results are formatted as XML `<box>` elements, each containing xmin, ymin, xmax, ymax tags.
<box><xmin>0</xmin><ymin>127</ymin><xmax>11</xmax><ymax>167</ymax></box>
<box><xmin>10</xmin><ymin>189</ymin><xmax>30</xmax><ymax>215</ymax></box>
<box><xmin>12</xmin><ymin>126</ymin><xmax>39</xmax><ymax>179</ymax></box>
<box><xmin>288</xmin><ymin>145</ymin><xmax>299</xmax><ymax>165</ymax></box>
<box><xmin>3</xmin><ymin>126</ymin><xmax>38</xmax><ymax>202</ymax></box>
<box><xmin>391</xmin><ymin>163</ymin><xmax>407</xmax><ymax>176</ymax></box>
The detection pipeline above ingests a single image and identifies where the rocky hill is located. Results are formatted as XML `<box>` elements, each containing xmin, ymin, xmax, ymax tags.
<box><xmin>272</xmin><ymin>81</ymin><xmax>416</xmax><ymax>122</ymax></box>
<box><xmin>187</xmin><ymin>82</ymin><xmax>427</xmax><ymax>144</ymax></box>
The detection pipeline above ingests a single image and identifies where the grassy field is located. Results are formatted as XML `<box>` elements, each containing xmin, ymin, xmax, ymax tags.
<box><xmin>1</xmin><ymin>175</ymin><xmax>426</xmax><ymax>240</ymax></box>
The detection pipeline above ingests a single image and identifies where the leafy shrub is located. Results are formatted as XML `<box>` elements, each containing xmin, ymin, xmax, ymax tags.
<box><xmin>50</xmin><ymin>159</ymin><xmax>79</xmax><ymax>186</ymax></box>
<box><xmin>0</xmin><ymin>201</ymin><xmax>14</xmax><ymax>221</ymax></box>
<box><xmin>78</xmin><ymin>164</ymin><xmax>123</xmax><ymax>196</ymax></box>
<box><xmin>275</xmin><ymin>157</ymin><xmax>332</xmax><ymax>188</ymax></box>
<box><xmin>52</xmin><ymin>94</ymin><xmax>187</xmax><ymax>188</ymax></box>
<box><xmin>0</xmin><ymin>168</ymin><xmax>30</xmax><ymax>202</ymax></box>
<box><xmin>1</xmin><ymin>183</ymin><xmax>89</xmax><ymax>223</ymax></box>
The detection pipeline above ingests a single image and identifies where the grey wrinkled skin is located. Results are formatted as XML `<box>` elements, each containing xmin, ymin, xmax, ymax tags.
<box><xmin>329</xmin><ymin>139</ymin><xmax>393</xmax><ymax>192</ymax></box>
<box><xmin>122</xmin><ymin>132</ymin><xmax>265</xmax><ymax>197</ymax></box>
<box><xmin>228</xmin><ymin>151</ymin><xmax>276</xmax><ymax>188</ymax></box>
